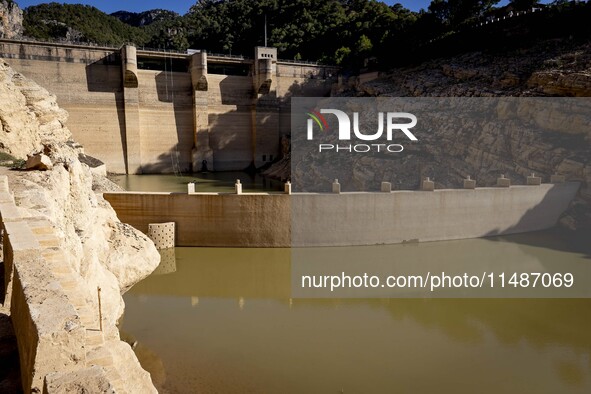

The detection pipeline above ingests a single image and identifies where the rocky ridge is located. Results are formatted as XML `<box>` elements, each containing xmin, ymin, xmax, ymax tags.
<box><xmin>111</xmin><ymin>9</ymin><xmax>180</xmax><ymax>27</ymax></box>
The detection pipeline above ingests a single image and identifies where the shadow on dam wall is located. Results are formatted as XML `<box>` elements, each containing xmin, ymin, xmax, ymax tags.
<box><xmin>219</xmin><ymin>75</ymin><xmax>255</xmax><ymax>105</ymax></box>
<box><xmin>138</xmin><ymin>75</ymin><xmax>330</xmax><ymax>173</ymax></box>
<box><xmin>85</xmin><ymin>55</ymin><xmax>129</xmax><ymax>173</ymax></box>
<box><xmin>78</xmin><ymin>48</ymin><xmax>335</xmax><ymax>174</ymax></box>
<box><xmin>153</xmin><ymin>70</ymin><xmax>194</xmax><ymax>173</ymax></box>
<box><xmin>484</xmin><ymin>182</ymin><xmax>591</xmax><ymax>260</ymax></box>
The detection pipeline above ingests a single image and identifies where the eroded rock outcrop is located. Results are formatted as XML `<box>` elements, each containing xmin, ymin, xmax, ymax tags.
<box><xmin>0</xmin><ymin>0</ymin><xmax>22</xmax><ymax>39</ymax></box>
<box><xmin>0</xmin><ymin>58</ymin><xmax>159</xmax><ymax>391</ymax></box>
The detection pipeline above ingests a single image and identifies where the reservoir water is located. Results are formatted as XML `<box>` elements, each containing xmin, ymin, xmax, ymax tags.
<box><xmin>110</xmin><ymin>172</ymin><xmax>283</xmax><ymax>193</ymax></box>
<box><xmin>121</xmin><ymin>230</ymin><xmax>591</xmax><ymax>393</ymax></box>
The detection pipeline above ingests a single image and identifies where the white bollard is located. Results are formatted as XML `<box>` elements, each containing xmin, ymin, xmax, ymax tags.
<box><xmin>421</xmin><ymin>177</ymin><xmax>434</xmax><ymax>191</ymax></box>
<box><xmin>332</xmin><ymin>179</ymin><xmax>341</xmax><ymax>194</ymax></box>
<box><xmin>463</xmin><ymin>175</ymin><xmax>476</xmax><ymax>189</ymax></box>
<box><xmin>497</xmin><ymin>174</ymin><xmax>511</xmax><ymax>187</ymax></box>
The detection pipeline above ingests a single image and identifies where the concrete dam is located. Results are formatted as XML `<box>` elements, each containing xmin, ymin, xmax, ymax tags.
<box><xmin>0</xmin><ymin>38</ymin><xmax>339</xmax><ymax>174</ymax></box>
<box><xmin>0</xmin><ymin>39</ymin><xmax>582</xmax><ymax>250</ymax></box>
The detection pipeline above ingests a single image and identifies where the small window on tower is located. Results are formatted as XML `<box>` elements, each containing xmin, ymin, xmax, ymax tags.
<box><xmin>262</xmin><ymin>155</ymin><xmax>266</xmax><ymax>161</ymax></box>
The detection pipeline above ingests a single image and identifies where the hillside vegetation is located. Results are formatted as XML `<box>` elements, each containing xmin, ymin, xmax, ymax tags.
<box><xmin>23</xmin><ymin>3</ymin><xmax>149</xmax><ymax>46</ymax></box>
<box><xmin>19</xmin><ymin>0</ymin><xmax>591</xmax><ymax>69</ymax></box>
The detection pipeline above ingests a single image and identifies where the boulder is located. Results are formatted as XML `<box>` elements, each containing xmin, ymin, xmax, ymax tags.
<box><xmin>25</xmin><ymin>153</ymin><xmax>53</xmax><ymax>171</ymax></box>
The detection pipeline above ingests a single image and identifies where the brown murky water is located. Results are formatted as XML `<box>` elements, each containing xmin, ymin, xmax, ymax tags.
<box><xmin>121</xmin><ymin>231</ymin><xmax>591</xmax><ymax>393</ymax></box>
<box><xmin>110</xmin><ymin>172</ymin><xmax>283</xmax><ymax>193</ymax></box>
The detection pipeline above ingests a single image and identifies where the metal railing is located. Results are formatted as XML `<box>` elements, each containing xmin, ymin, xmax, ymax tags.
<box><xmin>0</xmin><ymin>36</ymin><xmax>119</xmax><ymax>50</ymax></box>
<box><xmin>138</xmin><ymin>46</ymin><xmax>189</xmax><ymax>55</ymax></box>
<box><xmin>276</xmin><ymin>58</ymin><xmax>319</xmax><ymax>65</ymax></box>
<box><xmin>0</xmin><ymin>37</ymin><xmax>337</xmax><ymax>67</ymax></box>
<box><xmin>207</xmin><ymin>52</ymin><xmax>247</xmax><ymax>60</ymax></box>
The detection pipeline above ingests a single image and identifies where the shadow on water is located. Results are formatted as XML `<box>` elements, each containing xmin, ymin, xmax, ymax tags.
<box><xmin>486</xmin><ymin>227</ymin><xmax>591</xmax><ymax>261</ymax></box>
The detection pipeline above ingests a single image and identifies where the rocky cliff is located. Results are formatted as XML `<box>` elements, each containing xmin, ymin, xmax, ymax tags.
<box><xmin>0</xmin><ymin>0</ymin><xmax>22</xmax><ymax>39</ymax></box>
<box><xmin>0</xmin><ymin>58</ymin><xmax>159</xmax><ymax>391</ymax></box>
<box><xmin>111</xmin><ymin>9</ymin><xmax>180</xmax><ymax>27</ymax></box>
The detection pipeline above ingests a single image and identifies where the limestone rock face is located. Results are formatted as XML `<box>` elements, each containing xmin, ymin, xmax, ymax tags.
<box><xmin>0</xmin><ymin>0</ymin><xmax>22</xmax><ymax>39</ymax></box>
<box><xmin>0</xmin><ymin>59</ymin><xmax>159</xmax><ymax>390</ymax></box>
<box><xmin>0</xmin><ymin>60</ymin><xmax>70</xmax><ymax>159</ymax></box>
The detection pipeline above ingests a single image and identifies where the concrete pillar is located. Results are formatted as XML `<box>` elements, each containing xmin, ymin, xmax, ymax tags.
<box><xmin>381</xmin><ymin>182</ymin><xmax>392</xmax><ymax>192</ymax></box>
<box><xmin>332</xmin><ymin>179</ymin><xmax>341</xmax><ymax>194</ymax></box>
<box><xmin>190</xmin><ymin>51</ymin><xmax>208</xmax><ymax>91</ymax></box>
<box><xmin>421</xmin><ymin>177</ymin><xmax>435</xmax><ymax>191</ymax></box>
<box><xmin>497</xmin><ymin>174</ymin><xmax>511</xmax><ymax>187</ymax></box>
<box><xmin>235</xmin><ymin>179</ymin><xmax>242</xmax><ymax>194</ymax></box>
<box><xmin>284</xmin><ymin>181</ymin><xmax>292</xmax><ymax>195</ymax></box>
<box><xmin>551</xmin><ymin>174</ymin><xmax>565</xmax><ymax>183</ymax></box>
<box><xmin>190</xmin><ymin>51</ymin><xmax>214</xmax><ymax>172</ymax></box>
<box><xmin>148</xmin><ymin>222</ymin><xmax>175</xmax><ymax>249</ymax></box>
<box><xmin>463</xmin><ymin>176</ymin><xmax>476</xmax><ymax>189</ymax></box>
<box><xmin>252</xmin><ymin>47</ymin><xmax>279</xmax><ymax>170</ymax></box>
<box><xmin>122</xmin><ymin>45</ymin><xmax>138</xmax><ymax>88</ymax></box>
<box><xmin>253</xmin><ymin>47</ymin><xmax>277</xmax><ymax>95</ymax></box>
<box><xmin>187</xmin><ymin>182</ymin><xmax>195</xmax><ymax>194</ymax></box>
<box><xmin>527</xmin><ymin>173</ymin><xmax>542</xmax><ymax>185</ymax></box>
<box><xmin>121</xmin><ymin>45</ymin><xmax>142</xmax><ymax>174</ymax></box>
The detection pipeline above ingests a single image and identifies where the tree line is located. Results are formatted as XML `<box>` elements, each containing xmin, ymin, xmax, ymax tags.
<box><xmin>22</xmin><ymin>0</ymin><xmax>573</xmax><ymax>69</ymax></box>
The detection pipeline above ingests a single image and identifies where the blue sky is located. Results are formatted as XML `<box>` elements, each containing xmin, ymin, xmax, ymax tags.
<box><xmin>15</xmin><ymin>1</ymin><xmax>550</xmax><ymax>15</ymax></box>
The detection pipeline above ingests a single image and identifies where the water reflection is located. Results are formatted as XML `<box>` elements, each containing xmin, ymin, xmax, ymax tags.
<box><xmin>122</xmin><ymin>232</ymin><xmax>591</xmax><ymax>393</ymax></box>
<box><xmin>152</xmin><ymin>248</ymin><xmax>177</xmax><ymax>276</ymax></box>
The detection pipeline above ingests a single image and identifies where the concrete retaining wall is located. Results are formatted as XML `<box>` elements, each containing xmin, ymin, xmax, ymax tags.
<box><xmin>105</xmin><ymin>192</ymin><xmax>291</xmax><ymax>247</ymax></box>
<box><xmin>104</xmin><ymin>182</ymin><xmax>579</xmax><ymax>247</ymax></box>
<box><xmin>292</xmin><ymin>184</ymin><xmax>579</xmax><ymax>247</ymax></box>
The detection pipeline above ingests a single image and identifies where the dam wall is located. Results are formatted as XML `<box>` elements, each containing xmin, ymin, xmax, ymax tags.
<box><xmin>104</xmin><ymin>182</ymin><xmax>580</xmax><ymax>247</ymax></box>
<box><xmin>0</xmin><ymin>39</ymin><xmax>338</xmax><ymax>174</ymax></box>
<box><xmin>0</xmin><ymin>176</ymin><xmax>156</xmax><ymax>393</ymax></box>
